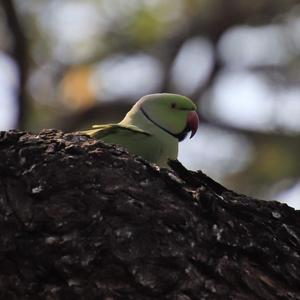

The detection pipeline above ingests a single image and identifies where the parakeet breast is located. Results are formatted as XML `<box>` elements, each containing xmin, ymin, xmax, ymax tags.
<box><xmin>119</xmin><ymin>109</ymin><xmax>178</xmax><ymax>167</ymax></box>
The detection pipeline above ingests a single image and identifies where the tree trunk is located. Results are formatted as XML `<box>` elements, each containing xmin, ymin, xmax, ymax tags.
<box><xmin>0</xmin><ymin>130</ymin><xmax>299</xmax><ymax>300</ymax></box>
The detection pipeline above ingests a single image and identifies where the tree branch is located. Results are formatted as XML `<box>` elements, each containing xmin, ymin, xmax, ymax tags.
<box><xmin>1</xmin><ymin>0</ymin><xmax>29</xmax><ymax>129</ymax></box>
<box><xmin>0</xmin><ymin>129</ymin><xmax>299</xmax><ymax>299</ymax></box>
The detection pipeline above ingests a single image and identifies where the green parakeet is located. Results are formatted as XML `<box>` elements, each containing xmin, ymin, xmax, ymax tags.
<box><xmin>83</xmin><ymin>93</ymin><xmax>199</xmax><ymax>167</ymax></box>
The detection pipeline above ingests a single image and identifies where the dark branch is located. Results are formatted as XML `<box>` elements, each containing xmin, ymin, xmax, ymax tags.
<box><xmin>0</xmin><ymin>129</ymin><xmax>299</xmax><ymax>299</ymax></box>
<box><xmin>1</xmin><ymin>0</ymin><xmax>29</xmax><ymax>129</ymax></box>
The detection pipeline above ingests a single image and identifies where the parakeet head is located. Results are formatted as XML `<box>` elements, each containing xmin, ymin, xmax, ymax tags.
<box><xmin>136</xmin><ymin>93</ymin><xmax>199</xmax><ymax>141</ymax></box>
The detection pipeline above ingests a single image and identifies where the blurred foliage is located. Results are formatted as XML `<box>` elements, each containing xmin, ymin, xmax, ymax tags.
<box><xmin>1</xmin><ymin>0</ymin><xmax>300</xmax><ymax>205</ymax></box>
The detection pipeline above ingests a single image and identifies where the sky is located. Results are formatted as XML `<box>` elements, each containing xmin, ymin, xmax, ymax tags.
<box><xmin>0</xmin><ymin>53</ymin><xmax>18</xmax><ymax>129</ymax></box>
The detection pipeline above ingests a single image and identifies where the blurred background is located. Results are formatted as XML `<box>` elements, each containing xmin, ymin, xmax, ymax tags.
<box><xmin>1</xmin><ymin>0</ymin><xmax>300</xmax><ymax>208</ymax></box>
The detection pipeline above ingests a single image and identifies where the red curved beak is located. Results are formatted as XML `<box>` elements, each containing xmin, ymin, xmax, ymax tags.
<box><xmin>187</xmin><ymin>111</ymin><xmax>199</xmax><ymax>139</ymax></box>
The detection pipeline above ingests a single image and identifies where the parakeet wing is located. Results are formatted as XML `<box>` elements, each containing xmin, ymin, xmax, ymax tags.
<box><xmin>84</xmin><ymin>124</ymin><xmax>150</xmax><ymax>138</ymax></box>
<box><xmin>83</xmin><ymin>124</ymin><xmax>162</xmax><ymax>164</ymax></box>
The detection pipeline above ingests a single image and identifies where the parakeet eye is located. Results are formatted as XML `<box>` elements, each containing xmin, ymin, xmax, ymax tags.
<box><xmin>171</xmin><ymin>102</ymin><xmax>176</xmax><ymax>109</ymax></box>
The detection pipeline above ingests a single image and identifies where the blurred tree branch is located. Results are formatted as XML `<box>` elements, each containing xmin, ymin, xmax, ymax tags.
<box><xmin>58</xmin><ymin>0</ymin><xmax>275</xmax><ymax>130</ymax></box>
<box><xmin>1</xmin><ymin>0</ymin><xmax>29</xmax><ymax>129</ymax></box>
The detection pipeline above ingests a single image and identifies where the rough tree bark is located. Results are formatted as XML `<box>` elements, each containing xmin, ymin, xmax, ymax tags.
<box><xmin>0</xmin><ymin>130</ymin><xmax>299</xmax><ymax>300</ymax></box>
